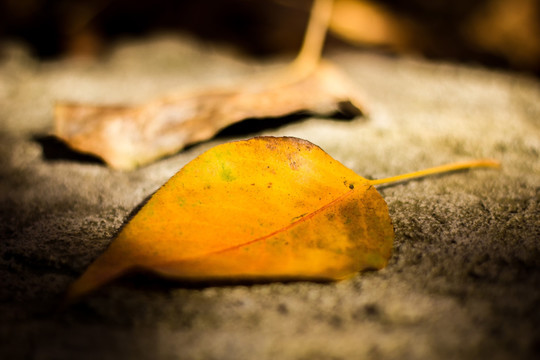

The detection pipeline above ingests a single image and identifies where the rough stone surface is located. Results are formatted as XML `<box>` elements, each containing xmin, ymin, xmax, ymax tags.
<box><xmin>1</xmin><ymin>35</ymin><xmax>539</xmax><ymax>360</ymax></box>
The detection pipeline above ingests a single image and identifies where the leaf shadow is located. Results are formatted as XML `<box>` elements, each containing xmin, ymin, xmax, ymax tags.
<box><xmin>187</xmin><ymin>104</ymin><xmax>363</xmax><ymax>150</ymax></box>
<box><xmin>34</xmin><ymin>135</ymin><xmax>105</xmax><ymax>165</ymax></box>
<box><xmin>214</xmin><ymin>111</ymin><xmax>312</xmax><ymax>138</ymax></box>
<box><xmin>116</xmin><ymin>270</ymin><xmax>337</xmax><ymax>293</ymax></box>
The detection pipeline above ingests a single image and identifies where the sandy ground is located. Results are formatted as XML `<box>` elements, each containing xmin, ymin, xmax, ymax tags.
<box><xmin>1</xmin><ymin>35</ymin><xmax>539</xmax><ymax>360</ymax></box>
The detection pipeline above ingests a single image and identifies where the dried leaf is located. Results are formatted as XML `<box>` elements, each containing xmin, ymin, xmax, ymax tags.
<box><xmin>65</xmin><ymin>136</ymin><xmax>499</xmax><ymax>302</ymax></box>
<box><xmin>54</xmin><ymin>0</ymin><xmax>365</xmax><ymax>170</ymax></box>
<box><xmin>54</xmin><ymin>62</ymin><xmax>364</xmax><ymax>170</ymax></box>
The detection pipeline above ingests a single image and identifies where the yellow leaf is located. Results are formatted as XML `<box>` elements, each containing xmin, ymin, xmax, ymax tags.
<box><xmin>65</xmin><ymin>136</ymin><xmax>499</xmax><ymax>303</ymax></box>
<box><xmin>66</xmin><ymin>137</ymin><xmax>393</xmax><ymax>301</ymax></box>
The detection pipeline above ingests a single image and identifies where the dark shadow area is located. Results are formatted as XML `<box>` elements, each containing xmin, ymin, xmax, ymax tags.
<box><xmin>2</xmin><ymin>0</ymin><xmax>539</xmax><ymax>76</ymax></box>
<box><xmin>34</xmin><ymin>135</ymin><xmax>105</xmax><ymax>165</ymax></box>
<box><xmin>108</xmin><ymin>270</ymin><xmax>336</xmax><ymax>294</ymax></box>
<box><xmin>214</xmin><ymin>111</ymin><xmax>312</xmax><ymax>138</ymax></box>
<box><xmin>214</xmin><ymin>107</ymin><xmax>360</xmax><ymax>139</ymax></box>
<box><xmin>0</xmin><ymin>0</ymin><xmax>310</xmax><ymax>60</ymax></box>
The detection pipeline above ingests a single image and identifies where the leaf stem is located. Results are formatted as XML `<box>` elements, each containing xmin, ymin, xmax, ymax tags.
<box><xmin>368</xmin><ymin>159</ymin><xmax>501</xmax><ymax>186</ymax></box>
<box><xmin>290</xmin><ymin>0</ymin><xmax>334</xmax><ymax>75</ymax></box>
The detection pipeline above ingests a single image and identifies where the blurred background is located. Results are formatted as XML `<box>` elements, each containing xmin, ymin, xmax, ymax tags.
<box><xmin>1</xmin><ymin>0</ymin><xmax>539</xmax><ymax>76</ymax></box>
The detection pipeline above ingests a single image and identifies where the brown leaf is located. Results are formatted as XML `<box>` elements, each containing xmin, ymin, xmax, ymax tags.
<box><xmin>54</xmin><ymin>61</ymin><xmax>365</xmax><ymax>170</ymax></box>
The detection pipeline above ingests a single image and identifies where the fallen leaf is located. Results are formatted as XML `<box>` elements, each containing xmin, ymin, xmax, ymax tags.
<box><xmin>54</xmin><ymin>0</ymin><xmax>366</xmax><ymax>170</ymax></box>
<box><xmin>54</xmin><ymin>62</ymin><xmax>365</xmax><ymax>170</ymax></box>
<box><xmin>65</xmin><ymin>136</ymin><xmax>391</xmax><ymax>301</ymax></box>
<box><xmin>65</xmin><ymin>136</ymin><xmax>499</xmax><ymax>302</ymax></box>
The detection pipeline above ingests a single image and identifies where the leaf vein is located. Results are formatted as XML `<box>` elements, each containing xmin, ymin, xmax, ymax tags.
<box><xmin>208</xmin><ymin>188</ymin><xmax>355</xmax><ymax>256</ymax></box>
